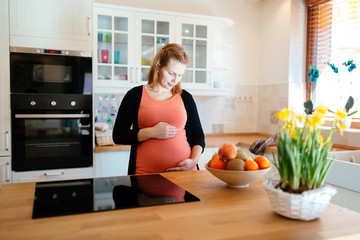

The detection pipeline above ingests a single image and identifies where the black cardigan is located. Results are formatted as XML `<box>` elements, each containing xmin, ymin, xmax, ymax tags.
<box><xmin>112</xmin><ymin>85</ymin><xmax>205</xmax><ymax>175</ymax></box>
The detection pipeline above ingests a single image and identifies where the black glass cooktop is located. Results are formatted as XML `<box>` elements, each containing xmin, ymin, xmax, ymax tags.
<box><xmin>32</xmin><ymin>174</ymin><xmax>200</xmax><ymax>219</ymax></box>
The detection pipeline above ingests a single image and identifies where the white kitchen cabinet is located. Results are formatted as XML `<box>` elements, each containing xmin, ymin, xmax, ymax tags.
<box><xmin>176</xmin><ymin>17</ymin><xmax>212</xmax><ymax>88</ymax></box>
<box><xmin>136</xmin><ymin>12</ymin><xmax>176</xmax><ymax>83</ymax></box>
<box><xmin>12</xmin><ymin>167</ymin><xmax>93</xmax><ymax>183</ymax></box>
<box><xmin>0</xmin><ymin>0</ymin><xmax>11</xmax><ymax>159</ymax></box>
<box><xmin>93</xmin><ymin>5</ymin><xmax>175</xmax><ymax>89</ymax></box>
<box><xmin>94</xmin><ymin>151</ymin><xmax>129</xmax><ymax>178</ymax></box>
<box><xmin>0</xmin><ymin>157</ymin><xmax>11</xmax><ymax>184</ymax></box>
<box><xmin>9</xmin><ymin>0</ymin><xmax>93</xmax><ymax>51</ymax></box>
<box><xmin>93</xmin><ymin>4</ymin><xmax>231</xmax><ymax>96</ymax></box>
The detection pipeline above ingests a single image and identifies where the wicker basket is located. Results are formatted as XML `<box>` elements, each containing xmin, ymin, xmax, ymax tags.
<box><xmin>263</xmin><ymin>180</ymin><xmax>337</xmax><ymax>221</ymax></box>
<box><xmin>95</xmin><ymin>130</ymin><xmax>115</xmax><ymax>146</ymax></box>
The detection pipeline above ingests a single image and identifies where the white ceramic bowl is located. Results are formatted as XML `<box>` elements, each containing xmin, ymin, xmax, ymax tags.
<box><xmin>205</xmin><ymin>163</ymin><xmax>271</xmax><ymax>188</ymax></box>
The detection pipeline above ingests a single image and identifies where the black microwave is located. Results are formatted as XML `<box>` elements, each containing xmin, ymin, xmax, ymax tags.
<box><xmin>10</xmin><ymin>47</ymin><xmax>92</xmax><ymax>95</ymax></box>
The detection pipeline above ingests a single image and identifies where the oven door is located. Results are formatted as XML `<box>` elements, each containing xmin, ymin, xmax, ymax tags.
<box><xmin>12</xmin><ymin>111</ymin><xmax>92</xmax><ymax>171</ymax></box>
<box><xmin>10</xmin><ymin>51</ymin><xmax>92</xmax><ymax>94</ymax></box>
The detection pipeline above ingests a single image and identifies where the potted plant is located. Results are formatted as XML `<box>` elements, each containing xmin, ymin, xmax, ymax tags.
<box><xmin>263</xmin><ymin>105</ymin><xmax>347</xmax><ymax>221</ymax></box>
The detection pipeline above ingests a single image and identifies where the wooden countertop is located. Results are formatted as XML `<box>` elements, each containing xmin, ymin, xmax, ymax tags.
<box><xmin>1</xmin><ymin>170</ymin><xmax>360</xmax><ymax>239</ymax></box>
<box><xmin>94</xmin><ymin>132</ymin><xmax>358</xmax><ymax>153</ymax></box>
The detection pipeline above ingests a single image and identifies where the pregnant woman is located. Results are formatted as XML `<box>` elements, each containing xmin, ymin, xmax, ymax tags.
<box><xmin>113</xmin><ymin>43</ymin><xmax>205</xmax><ymax>175</ymax></box>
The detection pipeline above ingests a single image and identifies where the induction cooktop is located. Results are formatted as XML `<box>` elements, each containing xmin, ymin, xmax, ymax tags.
<box><xmin>32</xmin><ymin>174</ymin><xmax>200</xmax><ymax>219</ymax></box>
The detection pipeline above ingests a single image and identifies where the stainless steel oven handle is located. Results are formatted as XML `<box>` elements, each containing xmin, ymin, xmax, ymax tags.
<box><xmin>44</xmin><ymin>172</ymin><xmax>65</xmax><ymax>177</ymax></box>
<box><xmin>36</xmin><ymin>143</ymin><xmax>71</xmax><ymax>148</ymax></box>
<box><xmin>15</xmin><ymin>114</ymin><xmax>90</xmax><ymax>119</ymax></box>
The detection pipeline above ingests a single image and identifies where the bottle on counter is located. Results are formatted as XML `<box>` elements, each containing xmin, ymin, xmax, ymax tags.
<box><xmin>109</xmin><ymin>105</ymin><xmax>117</xmax><ymax>125</ymax></box>
<box><xmin>107</xmin><ymin>117</ymin><xmax>113</xmax><ymax>129</ymax></box>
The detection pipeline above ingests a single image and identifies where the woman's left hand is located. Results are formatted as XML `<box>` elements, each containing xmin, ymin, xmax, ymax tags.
<box><xmin>166</xmin><ymin>159</ymin><xmax>197</xmax><ymax>172</ymax></box>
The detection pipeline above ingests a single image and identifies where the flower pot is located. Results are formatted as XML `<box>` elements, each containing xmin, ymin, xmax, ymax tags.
<box><xmin>263</xmin><ymin>180</ymin><xmax>337</xmax><ymax>221</ymax></box>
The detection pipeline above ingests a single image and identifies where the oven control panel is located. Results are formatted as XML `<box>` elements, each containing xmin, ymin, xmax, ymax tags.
<box><xmin>11</xmin><ymin>94</ymin><xmax>92</xmax><ymax>110</ymax></box>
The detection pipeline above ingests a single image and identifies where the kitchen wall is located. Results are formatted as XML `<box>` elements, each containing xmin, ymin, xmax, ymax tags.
<box><xmin>95</xmin><ymin>0</ymin><xmax>306</xmax><ymax>135</ymax></box>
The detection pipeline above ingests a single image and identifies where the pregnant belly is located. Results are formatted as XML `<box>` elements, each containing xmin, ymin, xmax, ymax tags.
<box><xmin>136</xmin><ymin>134</ymin><xmax>191</xmax><ymax>174</ymax></box>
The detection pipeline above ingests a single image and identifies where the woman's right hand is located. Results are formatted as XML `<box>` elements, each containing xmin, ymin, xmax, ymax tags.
<box><xmin>138</xmin><ymin>122</ymin><xmax>178</xmax><ymax>142</ymax></box>
<box><xmin>151</xmin><ymin>122</ymin><xmax>178</xmax><ymax>139</ymax></box>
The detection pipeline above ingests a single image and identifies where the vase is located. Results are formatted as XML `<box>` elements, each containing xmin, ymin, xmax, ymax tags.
<box><xmin>343</xmin><ymin>116</ymin><xmax>352</xmax><ymax>129</ymax></box>
<box><xmin>263</xmin><ymin>180</ymin><xmax>337</xmax><ymax>221</ymax></box>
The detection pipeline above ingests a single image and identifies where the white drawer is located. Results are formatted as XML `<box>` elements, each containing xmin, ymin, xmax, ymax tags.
<box><xmin>12</xmin><ymin>167</ymin><xmax>93</xmax><ymax>183</ymax></box>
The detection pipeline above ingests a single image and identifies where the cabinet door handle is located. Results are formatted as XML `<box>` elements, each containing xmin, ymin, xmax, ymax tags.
<box><xmin>44</xmin><ymin>172</ymin><xmax>64</xmax><ymax>176</ymax></box>
<box><xmin>131</xmin><ymin>68</ymin><xmax>137</xmax><ymax>83</ymax></box>
<box><xmin>6</xmin><ymin>162</ymin><xmax>10</xmax><ymax>182</ymax></box>
<box><xmin>0</xmin><ymin>162</ymin><xmax>10</xmax><ymax>183</ymax></box>
<box><xmin>87</xmin><ymin>17</ymin><xmax>91</xmax><ymax>36</ymax></box>
<box><xmin>130</xmin><ymin>67</ymin><xmax>135</xmax><ymax>83</ymax></box>
<box><xmin>208</xmin><ymin>70</ymin><xmax>213</xmax><ymax>86</ymax></box>
<box><xmin>5</xmin><ymin>131</ymin><xmax>9</xmax><ymax>151</ymax></box>
<box><xmin>136</xmin><ymin>67</ymin><xmax>141</xmax><ymax>83</ymax></box>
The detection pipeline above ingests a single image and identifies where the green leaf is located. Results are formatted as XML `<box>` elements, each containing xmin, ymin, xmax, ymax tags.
<box><xmin>345</xmin><ymin>96</ymin><xmax>354</xmax><ymax>113</ymax></box>
<box><xmin>304</xmin><ymin>100</ymin><xmax>314</xmax><ymax>114</ymax></box>
<box><xmin>348</xmin><ymin>110</ymin><xmax>358</xmax><ymax>117</ymax></box>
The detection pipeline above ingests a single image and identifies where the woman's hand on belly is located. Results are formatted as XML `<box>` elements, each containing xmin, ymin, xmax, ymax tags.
<box><xmin>138</xmin><ymin>122</ymin><xmax>178</xmax><ymax>142</ymax></box>
<box><xmin>152</xmin><ymin>122</ymin><xmax>178</xmax><ymax>139</ymax></box>
<box><xmin>166</xmin><ymin>158</ymin><xmax>197</xmax><ymax>172</ymax></box>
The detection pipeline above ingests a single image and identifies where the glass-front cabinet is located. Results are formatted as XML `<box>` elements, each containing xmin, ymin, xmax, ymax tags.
<box><xmin>93</xmin><ymin>4</ymin><xmax>222</xmax><ymax>94</ymax></box>
<box><xmin>94</xmin><ymin>7</ymin><xmax>175</xmax><ymax>88</ymax></box>
<box><xmin>136</xmin><ymin>13</ymin><xmax>175</xmax><ymax>82</ymax></box>
<box><xmin>94</xmin><ymin>8</ymin><xmax>134</xmax><ymax>87</ymax></box>
<box><xmin>177</xmin><ymin>18</ymin><xmax>211</xmax><ymax>86</ymax></box>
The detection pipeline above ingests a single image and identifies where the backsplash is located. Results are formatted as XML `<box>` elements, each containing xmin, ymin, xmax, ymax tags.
<box><xmin>95</xmin><ymin>83</ymin><xmax>284</xmax><ymax>135</ymax></box>
<box><xmin>256</xmin><ymin>82</ymin><xmax>288</xmax><ymax>135</ymax></box>
<box><xmin>194</xmin><ymin>84</ymin><xmax>258</xmax><ymax>134</ymax></box>
<box><xmin>95</xmin><ymin>82</ymin><xmax>360</xmax><ymax>148</ymax></box>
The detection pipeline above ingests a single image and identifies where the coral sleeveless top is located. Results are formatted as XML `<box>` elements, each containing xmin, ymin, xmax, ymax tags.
<box><xmin>136</xmin><ymin>85</ymin><xmax>193</xmax><ymax>174</ymax></box>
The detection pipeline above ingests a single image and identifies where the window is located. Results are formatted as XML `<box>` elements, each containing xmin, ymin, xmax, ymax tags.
<box><xmin>306</xmin><ymin>0</ymin><xmax>360</xmax><ymax>117</ymax></box>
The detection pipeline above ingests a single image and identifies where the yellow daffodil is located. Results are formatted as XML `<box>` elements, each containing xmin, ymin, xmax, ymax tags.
<box><xmin>318</xmin><ymin>135</ymin><xmax>323</xmax><ymax>142</ymax></box>
<box><xmin>296</xmin><ymin>113</ymin><xmax>306</xmax><ymax>125</ymax></box>
<box><xmin>315</xmin><ymin>105</ymin><xmax>328</xmax><ymax>115</ymax></box>
<box><xmin>336</xmin><ymin>122</ymin><xmax>346</xmax><ymax>135</ymax></box>
<box><xmin>275</xmin><ymin>108</ymin><xmax>290</xmax><ymax>122</ymax></box>
<box><xmin>306</xmin><ymin>113</ymin><xmax>325</xmax><ymax>129</ymax></box>
<box><xmin>334</xmin><ymin>108</ymin><xmax>347</xmax><ymax>121</ymax></box>
<box><xmin>291</xmin><ymin>129</ymin><xmax>297</xmax><ymax>140</ymax></box>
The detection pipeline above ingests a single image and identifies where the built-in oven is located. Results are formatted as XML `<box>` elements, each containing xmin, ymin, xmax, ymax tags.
<box><xmin>10</xmin><ymin>47</ymin><xmax>93</xmax><ymax>172</ymax></box>
<box><xmin>11</xmin><ymin>94</ymin><xmax>93</xmax><ymax>171</ymax></box>
<box><xmin>10</xmin><ymin>47</ymin><xmax>92</xmax><ymax>95</ymax></box>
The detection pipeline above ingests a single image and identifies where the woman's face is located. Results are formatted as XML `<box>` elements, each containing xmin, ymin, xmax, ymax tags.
<box><xmin>158</xmin><ymin>58</ymin><xmax>186</xmax><ymax>90</ymax></box>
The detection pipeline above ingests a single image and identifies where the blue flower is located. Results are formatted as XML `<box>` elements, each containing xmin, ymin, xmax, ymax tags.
<box><xmin>307</xmin><ymin>65</ymin><xmax>319</xmax><ymax>82</ymax></box>
<box><xmin>343</xmin><ymin>60</ymin><xmax>356</xmax><ymax>72</ymax></box>
<box><xmin>327</xmin><ymin>62</ymin><xmax>338</xmax><ymax>73</ymax></box>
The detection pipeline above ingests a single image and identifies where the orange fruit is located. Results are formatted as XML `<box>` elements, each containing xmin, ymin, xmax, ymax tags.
<box><xmin>209</xmin><ymin>157</ymin><xmax>227</xmax><ymax>170</ymax></box>
<box><xmin>245</xmin><ymin>157</ymin><xmax>259</xmax><ymax>171</ymax></box>
<box><xmin>211</xmin><ymin>153</ymin><xmax>219</xmax><ymax>159</ymax></box>
<box><xmin>254</xmin><ymin>156</ymin><xmax>270</xmax><ymax>169</ymax></box>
